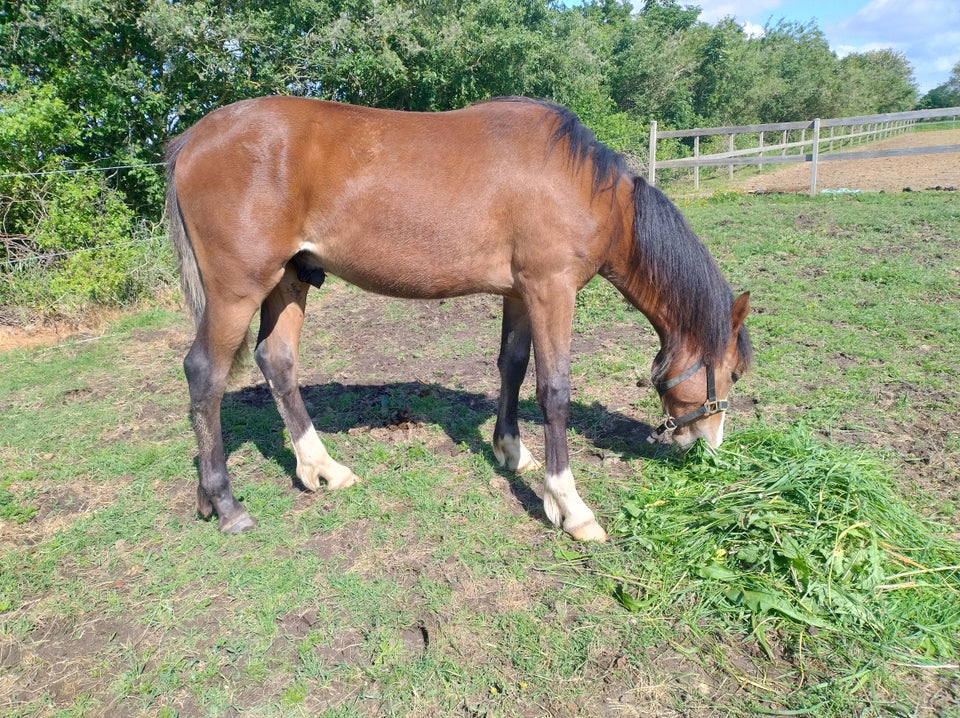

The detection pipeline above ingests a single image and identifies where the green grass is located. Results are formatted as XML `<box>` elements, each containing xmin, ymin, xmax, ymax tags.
<box><xmin>1</xmin><ymin>191</ymin><xmax>958</xmax><ymax>716</ymax></box>
<box><xmin>605</xmin><ymin>425</ymin><xmax>959</xmax><ymax>667</ymax></box>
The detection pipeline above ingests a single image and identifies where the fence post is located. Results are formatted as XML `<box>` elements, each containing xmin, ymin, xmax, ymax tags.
<box><xmin>757</xmin><ymin>131</ymin><xmax>764</xmax><ymax>172</ymax></box>
<box><xmin>809</xmin><ymin>118</ymin><xmax>821</xmax><ymax>197</ymax></box>
<box><xmin>728</xmin><ymin>134</ymin><xmax>735</xmax><ymax>180</ymax></box>
<box><xmin>693</xmin><ymin>135</ymin><xmax>700</xmax><ymax>191</ymax></box>
<box><xmin>648</xmin><ymin>120</ymin><xmax>657</xmax><ymax>186</ymax></box>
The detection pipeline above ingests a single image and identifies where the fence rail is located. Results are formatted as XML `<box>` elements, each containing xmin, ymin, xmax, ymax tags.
<box><xmin>648</xmin><ymin>106</ymin><xmax>960</xmax><ymax>195</ymax></box>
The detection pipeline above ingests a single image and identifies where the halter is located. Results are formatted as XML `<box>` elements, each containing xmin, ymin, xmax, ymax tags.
<box><xmin>647</xmin><ymin>359</ymin><xmax>739</xmax><ymax>444</ymax></box>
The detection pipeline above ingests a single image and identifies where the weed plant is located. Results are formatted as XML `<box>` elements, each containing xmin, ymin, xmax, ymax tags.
<box><xmin>606</xmin><ymin>426</ymin><xmax>960</xmax><ymax>667</ymax></box>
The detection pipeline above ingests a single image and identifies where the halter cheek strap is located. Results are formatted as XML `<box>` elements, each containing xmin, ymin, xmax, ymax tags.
<box><xmin>647</xmin><ymin>359</ymin><xmax>735</xmax><ymax>444</ymax></box>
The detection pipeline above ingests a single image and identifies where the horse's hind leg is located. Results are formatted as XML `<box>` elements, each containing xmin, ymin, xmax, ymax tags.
<box><xmin>492</xmin><ymin>297</ymin><xmax>538</xmax><ymax>472</ymax></box>
<box><xmin>255</xmin><ymin>264</ymin><xmax>359</xmax><ymax>491</ymax></box>
<box><xmin>184</xmin><ymin>299</ymin><xmax>260</xmax><ymax>534</ymax></box>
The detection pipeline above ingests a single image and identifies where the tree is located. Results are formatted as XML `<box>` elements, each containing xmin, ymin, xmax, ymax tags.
<box><xmin>688</xmin><ymin>19</ymin><xmax>759</xmax><ymax>125</ymax></box>
<box><xmin>918</xmin><ymin>59</ymin><xmax>960</xmax><ymax>109</ymax></box>
<box><xmin>839</xmin><ymin>50</ymin><xmax>916</xmax><ymax>114</ymax></box>
<box><xmin>605</xmin><ymin>0</ymin><xmax>701</xmax><ymax>127</ymax></box>
<box><xmin>742</xmin><ymin>20</ymin><xmax>844</xmax><ymax>122</ymax></box>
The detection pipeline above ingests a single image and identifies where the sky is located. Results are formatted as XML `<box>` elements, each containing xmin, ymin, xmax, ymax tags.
<box><xmin>690</xmin><ymin>0</ymin><xmax>960</xmax><ymax>94</ymax></box>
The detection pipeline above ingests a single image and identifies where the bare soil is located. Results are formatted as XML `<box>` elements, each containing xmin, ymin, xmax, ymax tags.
<box><xmin>736</xmin><ymin>128</ymin><xmax>960</xmax><ymax>194</ymax></box>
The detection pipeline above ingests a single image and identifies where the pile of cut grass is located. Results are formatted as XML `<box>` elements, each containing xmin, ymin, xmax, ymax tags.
<box><xmin>604</xmin><ymin>425</ymin><xmax>960</xmax><ymax>668</ymax></box>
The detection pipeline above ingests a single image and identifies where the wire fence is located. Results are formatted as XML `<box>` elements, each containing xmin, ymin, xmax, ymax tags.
<box><xmin>0</xmin><ymin>161</ymin><xmax>166</xmax><ymax>181</ymax></box>
<box><xmin>1</xmin><ymin>236</ymin><xmax>162</xmax><ymax>270</ymax></box>
<box><xmin>1</xmin><ymin>157</ymin><xmax>173</xmax><ymax>314</ymax></box>
<box><xmin>1</xmin><ymin>160</ymin><xmax>167</xmax><ymax>270</ymax></box>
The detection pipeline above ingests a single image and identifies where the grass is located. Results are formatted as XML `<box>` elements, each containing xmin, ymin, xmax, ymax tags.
<box><xmin>606</xmin><ymin>425</ymin><xmax>960</xmax><ymax>664</ymax></box>
<box><xmin>1</xmin><ymin>190</ymin><xmax>959</xmax><ymax>716</ymax></box>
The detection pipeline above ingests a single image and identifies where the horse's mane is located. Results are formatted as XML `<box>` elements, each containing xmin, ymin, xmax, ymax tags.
<box><xmin>485</xmin><ymin>97</ymin><xmax>751</xmax><ymax>373</ymax></box>
<box><xmin>632</xmin><ymin>178</ymin><xmax>751</xmax><ymax>376</ymax></box>
<box><xmin>488</xmin><ymin>96</ymin><xmax>629</xmax><ymax>196</ymax></box>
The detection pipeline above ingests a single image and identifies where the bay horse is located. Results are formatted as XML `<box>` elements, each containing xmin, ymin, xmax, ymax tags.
<box><xmin>165</xmin><ymin>96</ymin><xmax>752</xmax><ymax>542</ymax></box>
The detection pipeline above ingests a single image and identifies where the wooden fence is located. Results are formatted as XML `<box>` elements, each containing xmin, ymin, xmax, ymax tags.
<box><xmin>647</xmin><ymin>107</ymin><xmax>960</xmax><ymax>195</ymax></box>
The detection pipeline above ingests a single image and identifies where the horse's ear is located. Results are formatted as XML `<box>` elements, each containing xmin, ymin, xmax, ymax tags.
<box><xmin>731</xmin><ymin>291</ymin><xmax>750</xmax><ymax>332</ymax></box>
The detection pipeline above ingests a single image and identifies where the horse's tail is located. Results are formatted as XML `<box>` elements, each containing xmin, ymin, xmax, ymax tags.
<box><xmin>165</xmin><ymin>133</ymin><xmax>250</xmax><ymax>379</ymax></box>
<box><xmin>165</xmin><ymin>133</ymin><xmax>206</xmax><ymax>327</ymax></box>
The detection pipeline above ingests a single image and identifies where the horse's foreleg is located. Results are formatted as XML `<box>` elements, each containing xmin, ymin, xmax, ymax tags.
<box><xmin>184</xmin><ymin>304</ymin><xmax>259</xmax><ymax>534</ymax></box>
<box><xmin>492</xmin><ymin>297</ymin><xmax>538</xmax><ymax>473</ymax></box>
<box><xmin>528</xmin><ymin>289</ymin><xmax>607</xmax><ymax>543</ymax></box>
<box><xmin>255</xmin><ymin>266</ymin><xmax>359</xmax><ymax>492</ymax></box>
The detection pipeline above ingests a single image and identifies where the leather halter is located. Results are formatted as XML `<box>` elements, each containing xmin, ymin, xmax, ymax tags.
<box><xmin>647</xmin><ymin>359</ymin><xmax>738</xmax><ymax>444</ymax></box>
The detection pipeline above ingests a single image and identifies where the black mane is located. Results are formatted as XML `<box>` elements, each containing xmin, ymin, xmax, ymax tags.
<box><xmin>489</xmin><ymin>97</ymin><xmax>629</xmax><ymax>196</ymax></box>
<box><xmin>489</xmin><ymin>97</ymin><xmax>750</xmax><ymax>372</ymax></box>
<box><xmin>633</xmin><ymin>178</ymin><xmax>748</xmax><ymax>374</ymax></box>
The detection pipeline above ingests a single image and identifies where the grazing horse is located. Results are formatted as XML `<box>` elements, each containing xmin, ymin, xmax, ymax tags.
<box><xmin>165</xmin><ymin>96</ymin><xmax>752</xmax><ymax>541</ymax></box>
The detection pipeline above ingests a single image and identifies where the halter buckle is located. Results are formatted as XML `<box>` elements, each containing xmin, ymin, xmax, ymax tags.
<box><xmin>704</xmin><ymin>399</ymin><xmax>728</xmax><ymax>415</ymax></box>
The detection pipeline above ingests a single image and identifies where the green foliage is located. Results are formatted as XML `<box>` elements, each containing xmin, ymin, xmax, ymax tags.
<box><xmin>919</xmin><ymin>59</ymin><xmax>960</xmax><ymax>109</ymax></box>
<box><xmin>0</xmin><ymin>0</ymin><xmax>926</xmax><ymax>318</ymax></box>
<box><xmin>0</xmin><ymin>69</ymin><xmax>80</xmax><ymax>171</ymax></box>
<box><xmin>840</xmin><ymin>49</ymin><xmax>917</xmax><ymax>113</ymax></box>
<box><xmin>32</xmin><ymin>173</ymin><xmax>134</xmax><ymax>254</ymax></box>
<box><xmin>0</xmin><ymin>166</ymin><xmax>169</xmax><ymax>311</ymax></box>
<box><xmin>610</xmin><ymin>426</ymin><xmax>960</xmax><ymax>663</ymax></box>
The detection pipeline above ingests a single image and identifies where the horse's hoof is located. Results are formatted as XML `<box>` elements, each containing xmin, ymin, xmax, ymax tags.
<box><xmin>326</xmin><ymin>471</ymin><xmax>360</xmax><ymax>490</ymax></box>
<box><xmin>219</xmin><ymin>512</ymin><xmax>258</xmax><ymax>534</ymax></box>
<box><xmin>493</xmin><ymin>436</ymin><xmax>539</xmax><ymax>473</ymax></box>
<box><xmin>514</xmin><ymin>453</ymin><xmax>540</xmax><ymax>474</ymax></box>
<box><xmin>298</xmin><ymin>474</ymin><xmax>322</xmax><ymax>492</ymax></box>
<box><xmin>570</xmin><ymin>521</ymin><xmax>608</xmax><ymax>543</ymax></box>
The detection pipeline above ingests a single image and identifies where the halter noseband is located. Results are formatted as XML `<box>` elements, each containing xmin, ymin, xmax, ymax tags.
<box><xmin>647</xmin><ymin>359</ymin><xmax>738</xmax><ymax>444</ymax></box>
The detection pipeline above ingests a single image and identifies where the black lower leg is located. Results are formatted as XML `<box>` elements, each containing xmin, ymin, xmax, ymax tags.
<box><xmin>537</xmin><ymin>366</ymin><xmax>572</xmax><ymax>474</ymax></box>
<box><xmin>184</xmin><ymin>340</ymin><xmax>256</xmax><ymax>533</ymax></box>
<box><xmin>494</xmin><ymin>297</ymin><xmax>532</xmax><ymax>443</ymax></box>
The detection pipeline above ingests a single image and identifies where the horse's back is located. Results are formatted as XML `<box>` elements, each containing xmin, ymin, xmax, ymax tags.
<box><xmin>170</xmin><ymin>97</ymin><xmax>618</xmax><ymax>299</ymax></box>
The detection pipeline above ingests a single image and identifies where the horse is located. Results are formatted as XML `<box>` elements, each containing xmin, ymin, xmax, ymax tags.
<box><xmin>164</xmin><ymin>96</ymin><xmax>752</xmax><ymax>542</ymax></box>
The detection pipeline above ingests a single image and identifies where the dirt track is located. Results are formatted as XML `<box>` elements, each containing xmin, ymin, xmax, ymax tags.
<box><xmin>735</xmin><ymin>128</ymin><xmax>960</xmax><ymax>194</ymax></box>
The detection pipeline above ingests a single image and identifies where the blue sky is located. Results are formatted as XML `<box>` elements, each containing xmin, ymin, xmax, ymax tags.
<box><xmin>691</xmin><ymin>0</ymin><xmax>959</xmax><ymax>93</ymax></box>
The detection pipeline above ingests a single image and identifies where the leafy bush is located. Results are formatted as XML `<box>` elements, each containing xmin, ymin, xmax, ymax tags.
<box><xmin>32</xmin><ymin>171</ymin><xmax>135</xmax><ymax>253</ymax></box>
<box><xmin>0</xmin><ymin>170</ymin><xmax>173</xmax><ymax>313</ymax></box>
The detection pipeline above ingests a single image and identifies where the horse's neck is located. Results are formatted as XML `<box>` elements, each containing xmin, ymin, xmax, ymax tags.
<box><xmin>600</xmin><ymin>242</ymin><xmax>675</xmax><ymax>348</ymax></box>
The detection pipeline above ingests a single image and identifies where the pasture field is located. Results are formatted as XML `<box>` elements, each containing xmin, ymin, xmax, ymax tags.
<box><xmin>2</xmin><ymin>190</ymin><xmax>959</xmax><ymax>716</ymax></box>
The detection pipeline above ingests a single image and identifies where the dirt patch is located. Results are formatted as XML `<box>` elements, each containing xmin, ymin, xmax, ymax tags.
<box><xmin>2</xmin><ymin>613</ymin><xmax>154</xmax><ymax>711</ymax></box>
<box><xmin>0</xmin><ymin>308</ymin><xmax>131</xmax><ymax>352</ymax></box>
<box><xmin>736</xmin><ymin>128</ymin><xmax>960</xmax><ymax>194</ymax></box>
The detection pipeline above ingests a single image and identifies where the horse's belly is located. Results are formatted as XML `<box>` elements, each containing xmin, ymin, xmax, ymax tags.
<box><xmin>298</xmin><ymin>238</ymin><xmax>515</xmax><ymax>300</ymax></box>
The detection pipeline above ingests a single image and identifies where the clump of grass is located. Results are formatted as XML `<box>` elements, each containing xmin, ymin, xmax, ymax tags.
<box><xmin>607</xmin><ymin>425</ymin><xmax>960</xmax><ymax>666</ymax></box>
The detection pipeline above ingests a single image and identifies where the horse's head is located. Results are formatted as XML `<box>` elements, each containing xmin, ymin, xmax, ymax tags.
<box><xmin>649</xmin><ymin>292</ymin><xmax>751</xmax><ymax>449</ymax></box>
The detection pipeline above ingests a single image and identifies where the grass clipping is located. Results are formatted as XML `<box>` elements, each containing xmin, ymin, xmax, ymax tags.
<box><xmin>608</xmin><ymin>426</ymin><xmax>960</xmax><ymax>667</ymax></box>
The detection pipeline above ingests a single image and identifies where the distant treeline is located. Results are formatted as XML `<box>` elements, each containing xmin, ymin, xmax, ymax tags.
<box><xmin>1</xmin><ymin>0</ymin><xmax>955</xmax><ymax>310</ymax></box>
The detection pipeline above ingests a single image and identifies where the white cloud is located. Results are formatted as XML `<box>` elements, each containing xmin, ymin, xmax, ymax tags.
<box><xmin>828</xmin><ymin>0</ymin><xmax>960</xmax><ymax>91</ymax></box>
<box><xmin>740</xmin><ymin>21</ymin><xmax>766</xmax><ymax>38</ymax></box>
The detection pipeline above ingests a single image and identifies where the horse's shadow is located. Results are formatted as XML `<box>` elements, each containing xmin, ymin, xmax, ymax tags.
<box><xmin>219</xmin><ymin>380</ymin><xmax>663</xmax><ymax>526</ymax></box>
